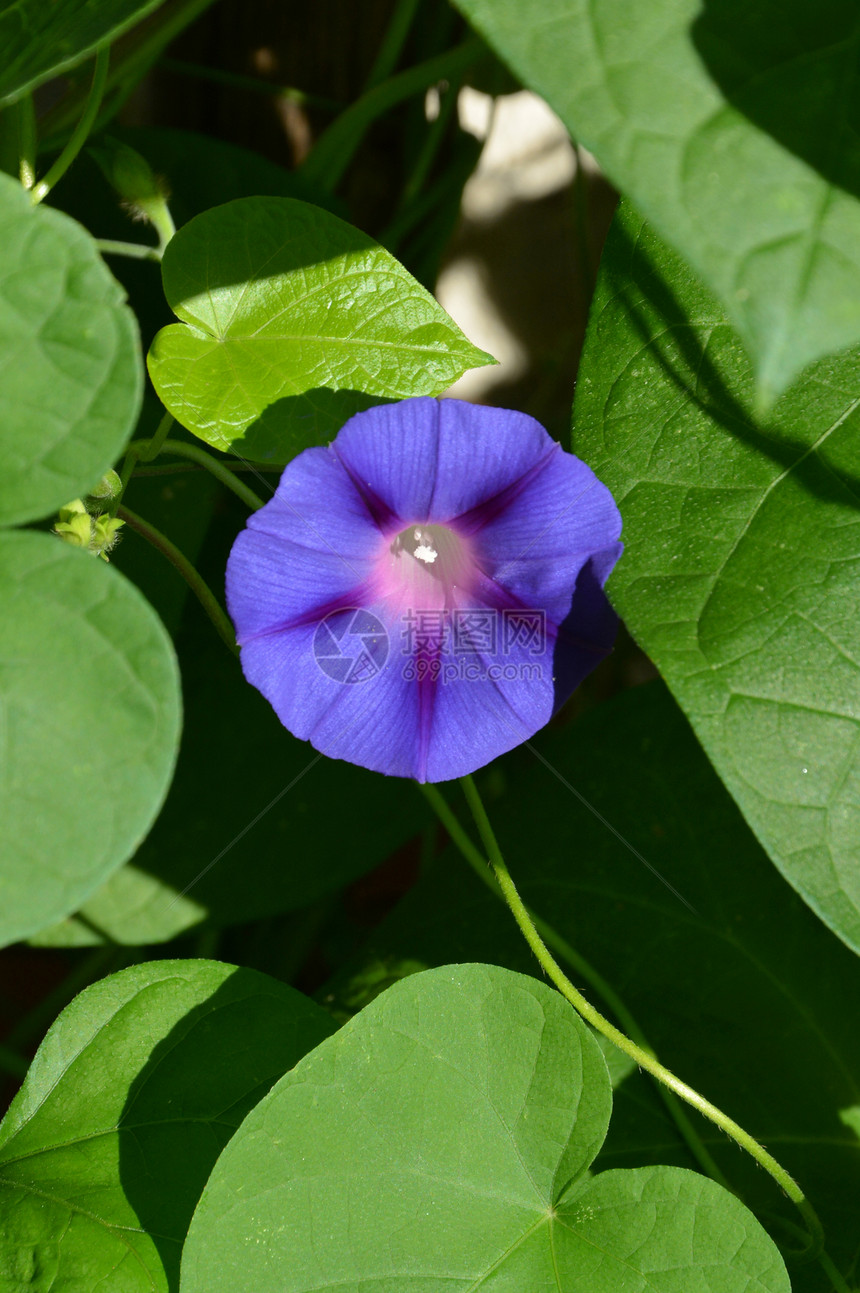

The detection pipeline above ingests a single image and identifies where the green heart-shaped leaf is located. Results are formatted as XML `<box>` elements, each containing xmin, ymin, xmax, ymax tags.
<box><xmin>147</xmin><ymin>196</ymin><xmax>493</xmax><ymax>459</ymax></box>
<box><xmin>355</xmin><ymin>681</ymin><xmax>860</xmax><ymax>1279</ymax></box>
<box><xmin>181</xmin><ymin>964</ymin><xmax>788</xmax><ymax>1292</ymax></box>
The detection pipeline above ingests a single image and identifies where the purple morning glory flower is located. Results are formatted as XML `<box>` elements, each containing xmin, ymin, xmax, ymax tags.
<box><xmin>226</xmin><ymin>398</ymin><xmax>622</xmax><ymax>782</ymax></box>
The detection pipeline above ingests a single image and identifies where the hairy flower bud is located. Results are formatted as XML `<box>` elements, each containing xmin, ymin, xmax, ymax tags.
<box><xmin>54</xmin><ymin>500</ymin><xmax>92</xmax><ymax>548</ymax></box>
<box><xmin>53</xmin><ymin>500</ymin><xmax>124</xmax><ymax>561</ymax></box>
<box><xmin>91</xmin><ymin>138</ymin><xmax>164</xmax><ymax>212</ymax></box>
<box><xmin>86</xmin><ymin>469</ymin><xmax>122</xmax><ymax>505</ymax></box>
<box><xmin>89</xmin><ymin>137</ymin><xmax>174</xmax><ymax>250</ymax></box>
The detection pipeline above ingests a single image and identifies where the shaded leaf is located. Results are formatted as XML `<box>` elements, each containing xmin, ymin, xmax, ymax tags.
<box><xmin>574</xmin><ymin>202</ymin><xmax>860</xmax><ymax>954</ymax></box>
<box><xmin>182</xmin><ymin>964</ymin><xmax>788</xmax><ymax>1292</ymax></box>
<box><xmin>0</xmin><ymin>531</ymin><xmax>180</xmax><ymax>946</ymax></box>
<box><xmin>0</xmin><ymin>173</ymin><xmax>142</xmax><ymax>527</ymax></box>
<box><xmin>454</xmin><ymin>0</ymin><xmax>860</xmax><ymax>403</ymax></box>
<box><xmin>0</xmin><ymin>0</ymin><xmax>170</xmax><ymax>104</ymax></box>
<box><xmin>147</xmin><ymin>196</ymin><xmax>493</xmax><ymax>459</ymax></box>
<box><xmin>0</xmin><ymin>959</ymin><xmax>335</xmax><ymax>1291</ymax></box>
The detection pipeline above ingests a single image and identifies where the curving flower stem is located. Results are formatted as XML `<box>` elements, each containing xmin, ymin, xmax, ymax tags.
<box><xmin>455</xmin><ymin>773</ymin><xmax>826</xmax><ymax>1265</ymax></box>
<box><xmin>32</xmin><ymin>47</ymin><xmax>110</xmax><ymax>204</ymax></box>
<box><xmin>418</xmin><ymin>781</ymin><xmax>730</xmax><ymax>1192</ymax></box>
<box><xmin>124</xmin><ymin>436</ymin><xmax>265</xmax><ymax>511</ymax></box>
<box><xmin>156</xmin><ymin>440</ymin><xmax>265</xmax><ymax>510</ymax></box>
<box><xmin>117</xmin><ymin>505</ymin><xmax>238</xmax><ymax>656</ymax></box>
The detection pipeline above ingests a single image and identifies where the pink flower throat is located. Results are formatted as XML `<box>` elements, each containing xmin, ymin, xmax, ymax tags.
<box><xmin>378</xmin><ymin>522</ymin><xmax>477</xmax><ymax>612</ymax></box>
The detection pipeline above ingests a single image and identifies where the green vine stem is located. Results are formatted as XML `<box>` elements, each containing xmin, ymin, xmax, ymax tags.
<box><xmin>139</xmin><ymin>412</ymin><xmax>176</xmax><ymax>463</ymax></box>
<box><xmin>117</xmin><ymin>505</ymin><xmax>238</xmax><ymax>656</ymax></box>
<box><xmin>148</xmin><ymin>191</ymin><xmax>176</xmax><ymax>255</ymax></box>
<box><xmin>417</xmin><ymin>781</ymin><xmax>731</xmax><ymax>1193</ymax></box>
<box><xmin>132</xmin><ymin>460</ymin><xmax>282</xmax><ymax>479</ymax></box>
<box><xmin>110</xmin><ymin>413</ymin><xmax>175</xmax><ymax>516</ymax></box>
<box><xmin>96</xmin><ymin>237</ymin><xmax>162</xmax><ymax>262</ymax></box>
<box><xmin>154</xmin><ymin>439</ymin><xmax>265</xmax><ymax>510</ymax></box>
<box><xmin>31</xmin><ymin>47</ymin><xmax>110</xmax><ymax>204</ymax></box>
<box><xmin>453</xmin><ymin>773</ymin><xmax>827</xmax><ymax>1265</ymax></box>
<box><xmin>114</xmin><ymin>429</ymin><xmax>265</xmax><ymax>516</ymax></box>
<box><xmin>39</xmin><ymin>0</ymin><xmax>221</xmax><ymax>147</ymax></box>
<box><xmin>364</xmin><ymin>0</ymin><xmax>422</xmax><ymax>90</ymax></box>
<box><xmin>764</xmin><ymin>1218</ymin><xmax>855</xmax><ymax>1293</ymax></box>
<box><xmin>301</xmin><ymin>37</ymin><xmax>483</xmax><ymax>192</ymax></box>
<box><xmin>157</xmin><ymin>57</ymin><xmax>342</xmax><ymax>113</ymax></box>
<box><xmin>381</xmin><ymin>70</ymin><xmax>465</xmax><ymax>255</ymax></box>
<box><xmin>111</xmin><ymin>446</ymin><xmax>141</xmax><ymax>516</ymax></box>
<box><xmin>816</xmin><ymin>1251</ymin><xmax>856</xmax><ymax>1293</ymax></box>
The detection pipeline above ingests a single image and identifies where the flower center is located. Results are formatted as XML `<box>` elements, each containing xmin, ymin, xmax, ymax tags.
<box><xmin>381</xmin><ymin>522</ymin><xmax>475</xmax><ymax>611</ymax></box>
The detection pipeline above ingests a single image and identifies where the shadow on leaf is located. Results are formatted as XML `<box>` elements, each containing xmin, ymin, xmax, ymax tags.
<box><xmin>229</xmin><ymin>387</ymin><xmax>394</xmax><ymax>463</ymax></box>
<box><xmin>604</xmin><ymin>214</ymin><xmax>860</xmax><ymax>509</ymax></box>
<box><xmin>692</xmin><ymin>1</ymin><xmax>860</xmax><ymax>200</ymax></box>
<box><xmin>117</xmin><ymin>965</ymin><xmax>334</xmax><ymax>1289</ymax></box>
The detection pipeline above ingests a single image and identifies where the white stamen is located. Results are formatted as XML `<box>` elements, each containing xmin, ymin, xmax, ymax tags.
<box><xmin>386</xmin><ymin>522</ymin><xmax>472</xmax><ymax>603</ymax></box>
<box><xmin>412</xmin><ymin>528</ymin><xmax>438</xmax><ymax>564</ymax></box>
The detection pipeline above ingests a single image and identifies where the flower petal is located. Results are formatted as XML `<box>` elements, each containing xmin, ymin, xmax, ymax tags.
<box><xmin>236</xmin><ymin>598</ymin><xmax>552</xmax><ymax>782</ymax></box>
<box><xmin>237</xmin><ymin>610</ymin><xmax>423</xmax><ymax>778</ymax></box>
<box><xmin>469</xmin><ymin>443</ymin><xmax>623</xmax><ymax>628</ymax></box>
<box><xmin>551</xmin><ymin>554</ymin><xmax>620</xmax><ymax>706</ymax></box>
<box><xmin>334</xmin><ymin>397</ymin><xmax>558</xmax><ymax>526</ymax></box>
<box><xmin>415</xmin><ymin>559</ymin><xmax>618</xmax><ymax>781</ymax></box>
<box><xmin>418</xmin><ymin>654</ymin><xmax>553</xmax><ymax>784</ymax></box>
<box><xmin>226</xmin><ymin>446</ymin><xmax>382</xmax><ymax>641</ymax></box>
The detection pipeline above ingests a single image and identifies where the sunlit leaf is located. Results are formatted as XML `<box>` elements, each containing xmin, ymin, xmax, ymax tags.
<box><xmin>352</xmin><ymin>683</ymin><xmax>860</xmax><ymax>1285</ymax></box>
<box><xmin>574</xmin><ymin>202</ymin><xmax>860</xmax><ymax>955</ymax></box>
<box><xmin>147</xmin><ymin>196</ymin><xmax>494</xmax><ymax>460</ymax></box>
<box><xmin>182</xmin><ymin>964</ymin><xmax>788</xmax><ymax>1292</ymax></box>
